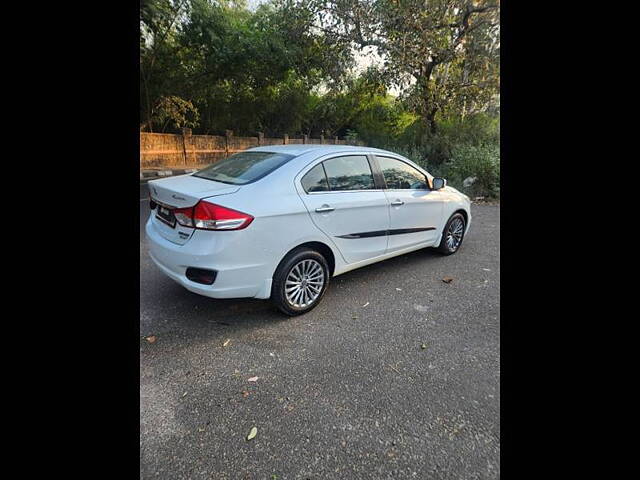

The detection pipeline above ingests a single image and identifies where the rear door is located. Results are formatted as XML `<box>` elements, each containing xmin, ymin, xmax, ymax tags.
<box><xmin>374</xmin><ymin>155</ymin><xmax>444</xmax><ymax>252</ymax></box>
<box><xmin>297</xmin><ymin>154</ymin><xmax>389</xmax><ymax>264</ymax></box>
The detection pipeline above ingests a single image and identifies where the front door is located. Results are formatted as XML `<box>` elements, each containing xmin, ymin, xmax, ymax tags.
<box><xmin>374</xmin><ymin>155</ymin><xmax>444</xmax><ymax>252</ymax></box>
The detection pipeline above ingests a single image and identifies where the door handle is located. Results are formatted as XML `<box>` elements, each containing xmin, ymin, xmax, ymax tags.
<box><xmin>315</xmin><ymin>204</ymin><xmax>335</xmax><ymax>213</ymax></box>
<box><xmin>390</xmin><ymin>199</ymin><xmax>404</xmax><ymax>206</ymax></box>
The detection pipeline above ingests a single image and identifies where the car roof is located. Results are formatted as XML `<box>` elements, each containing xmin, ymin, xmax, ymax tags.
<box><xmin>244</xmin><ymin>143</ymin><xmax>433</xmax><ymax>184</ymax></box>
<box><xmin>246</xmin><ymin>144</ymin><xmax>395</xmax><ymax>157</ymax></box>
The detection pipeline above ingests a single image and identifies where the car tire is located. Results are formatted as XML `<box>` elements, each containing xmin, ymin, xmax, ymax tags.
<box><xmin>436</xmin><ymin>212</ymin><xmax>467</xmax><ymax>255</ymax></box>
<box><xmin>271</xmin><ymin>248</ymin><xmax>330</xmax><ymax>316</ymax></box>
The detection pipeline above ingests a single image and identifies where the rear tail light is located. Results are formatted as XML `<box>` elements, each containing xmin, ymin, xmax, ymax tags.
<box><xmin>173</xmin><ymin>201</ymin><xmax>253</xmax><ymax>230</ymax></box>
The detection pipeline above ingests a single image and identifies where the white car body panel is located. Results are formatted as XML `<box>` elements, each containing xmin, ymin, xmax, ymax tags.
<box><xmin>145</xmin><ymin>145</ymin><xmax>471</xmax><ymax>300</ymax></box>
<box><xmin>383</xmin><ymin>188</ymin><xmax>444</xmax><ymax>251</ymax></box>
<box><xmin>298</xmin><ymin>188</ymin><xmax>389</xmax><ymax>263</ymax></box>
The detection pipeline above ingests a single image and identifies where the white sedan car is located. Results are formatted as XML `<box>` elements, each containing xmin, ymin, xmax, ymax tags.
<box><xmin>146</xmin><ymin>145</ymin><xmax>471</xmax><ymax>315</ymax></box>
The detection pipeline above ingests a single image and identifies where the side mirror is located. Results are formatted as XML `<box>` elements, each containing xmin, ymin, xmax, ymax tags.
<box><xmin>432</xmin><ymin>177</ymin><xmax>446</xmax><ymax>190</ymax></box>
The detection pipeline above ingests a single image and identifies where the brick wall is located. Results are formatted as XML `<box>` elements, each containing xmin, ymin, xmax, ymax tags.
<box><xmin>140</xmin><ymin>129</ymin><xmax>360</xmax><ymax>169</ymax></box>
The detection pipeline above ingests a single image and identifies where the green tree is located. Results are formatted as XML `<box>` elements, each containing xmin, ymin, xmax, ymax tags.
<box><xmin>140</xmin><ymin>0</ymin><xmax>191</xmax><ymax>131</ymax></box>
<box><xmin>140</xmin><ymin>0</ymin><xmax>350</xmax><ymax>135</ymax></box>
<box><xmin>152</xmin><ymin>95</ymin><xmax>200</xmax><ymax>131</ymax></box>
<box><xmin>306</xmin><ymin>0</ymin><xmax>500</xmax><ymax>133</ymax></box>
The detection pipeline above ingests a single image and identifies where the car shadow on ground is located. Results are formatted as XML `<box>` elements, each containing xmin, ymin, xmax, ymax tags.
<box><xmin>141</xmin><ymin>246</ymin><xmax>446</xmax><ymax>344</ymax></box>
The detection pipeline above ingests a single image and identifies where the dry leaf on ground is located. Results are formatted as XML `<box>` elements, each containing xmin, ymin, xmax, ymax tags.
<box><xmin>145</xmin><ymin>335</ymin><xmax>157</xmax><ymax>344</ymax></box>
<box><xmin>247</xmin><ymin>427</ymin><xmax>258</xmax><ymax>441</ymax></box>
<box><xmin>248</xmin><ymin>376</ymin><xmax>259</xmax><ymax>382</ymax></box>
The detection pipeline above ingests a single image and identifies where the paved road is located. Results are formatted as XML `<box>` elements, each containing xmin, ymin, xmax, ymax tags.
<box><xmin>140</xmin><ymin>184</ymin><xmax>500</xmax><ymax>479</ymax></box>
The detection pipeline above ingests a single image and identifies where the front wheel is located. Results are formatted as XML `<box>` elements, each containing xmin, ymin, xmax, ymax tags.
<box><xmin>436</xmin><ymin>213</ymin><xmax>466</xmax><ymax>255</ymax></box>
<box><xmin>271</xmin><ymin>248</ymin><xmax>330</xmax><ymax>316</ymax></box>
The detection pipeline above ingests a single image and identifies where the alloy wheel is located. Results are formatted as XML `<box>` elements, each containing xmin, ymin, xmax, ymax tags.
<box><xmin>284</xmin><ymin>259</ymin><xmax>325</xmax><ymax>308</ymax></box>
<box><xmin>445</xmin><ymin>217</ymin><xmax>465</xmax><ymax>251</ymax></box>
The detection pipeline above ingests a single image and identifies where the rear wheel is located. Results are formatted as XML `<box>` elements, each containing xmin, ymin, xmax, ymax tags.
<box><xmin>436</xmin><ymin>213</ymin><xmax>466</xmax><ymax>255</ymax></box>
<box><xmin>271</xmin><ymin>248</ymin><xmax>330</xmax><ymax>316</ymax></box>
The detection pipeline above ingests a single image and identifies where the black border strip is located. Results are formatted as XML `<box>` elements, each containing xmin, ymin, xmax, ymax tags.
<box><xmin>336</xmin><ymin>227</ymin><xmax>435</xmax><ymax>239</ymax></box>
<box><xmin>367</xmin><ymin>153</ymin><xmax>387</xmax><ymax>189</ymax></box>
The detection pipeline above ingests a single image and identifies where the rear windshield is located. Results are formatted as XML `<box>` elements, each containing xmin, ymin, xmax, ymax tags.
<box><xmin>193</xmin><ymin>151</ymin><xmax>295</xmax><ymax>185</ymax></box>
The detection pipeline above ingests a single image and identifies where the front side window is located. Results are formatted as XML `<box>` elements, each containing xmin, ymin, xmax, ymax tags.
<box><xmin>301</xmin><ymin>163</ymin><xmax>329</xmax><ymax>192</ymax></box>
<box><xmin>323</xmin><ymin>156</ymin><xmax>375</xmax><ymax>191</ymax></box>
<box><xmin>194</xmin><ymin>151</ymin><xmax>295</xmax><ymax>185</ymax></box>
<box><xmin>376</xmin><ymin>156</ymin><xmax>428</xmax><ymax>190</ymax></box>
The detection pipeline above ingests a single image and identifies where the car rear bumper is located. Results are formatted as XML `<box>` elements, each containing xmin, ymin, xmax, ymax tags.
<box><xmin>145</xmin><ymin>216</ymin><xmax>274</xmax><ymax>299</ymax></box>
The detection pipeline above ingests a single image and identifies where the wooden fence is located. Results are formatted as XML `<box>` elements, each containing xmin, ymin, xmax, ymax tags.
<box><xmin>140</xmin><ymin>129</ymin><xmax>363</xmax><ymax>169</ymax></box>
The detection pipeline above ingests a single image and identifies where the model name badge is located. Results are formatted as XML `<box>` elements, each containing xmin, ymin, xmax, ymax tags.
<box><xmin>172</xmin><ymin>194</ymin><xmax>186</xmax><ymax>201</ymax></box>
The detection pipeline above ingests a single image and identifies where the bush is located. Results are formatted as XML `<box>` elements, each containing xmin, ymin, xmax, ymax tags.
<box><xmin>390</xmin><ymin>143</ymin><xmax>499</xmax><ymax>199</ymax></box>
<box><xmin>373</xmin><ymin>112</ymin><xmax>500</xmax><ymax>198</ymax></box>
<box><xmin>353</xmin><ymin>109</ymin><xmax>500</xmax><ymax>198</ymax></box>
<box><xmin>438</xmin><ymin>113</ymin><xmax>500</xmax><ymax>148</ymax></box>
<box><xmin>442</xmin><ymin>144</ymin><xmax>500</xmax><ymax>198</ymax></box>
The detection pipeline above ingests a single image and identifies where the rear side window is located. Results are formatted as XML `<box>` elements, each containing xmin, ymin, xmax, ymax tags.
<box><xmin>301</xmin><ymin>164</ymin><xmax>329</xmax><ymax>192</ymax></box>
<box><xmin>376</xmin><ymin>156</ymin><xmax>428</xmax><ymax>190</ymax></box>
<box><xmin>323</xmin><ymin>156</ymin><xmax>375</xmax><ymax>191</ymax></box>
<box><xmin>194</xmin><ymin>151</ymin><xmax>295</xmax><ymax>185</ymax></box>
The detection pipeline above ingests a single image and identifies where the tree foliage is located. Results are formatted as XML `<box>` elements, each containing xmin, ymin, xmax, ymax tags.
<box><xmin>140</xmin><ymin>0</ymin><xmax>500</xmax><ymax>195</ymax></box>
<box><xmin>306</xmin><ymin>0</ymin><xmax>500</xmax><ymax>133</ymax></box>
<box><xmin>153</xmin><ymin>95</ymin><xmax>200</xmax><ymax>131</ymax></box>
<box><xmin>141</xmin><ymin>0</ymin><xmax>499</xmax><ymax>136</ymax></box>
<box><xmin>140</xmin><ymin>0</ymin><xmax>352</xmax><ymax>134</ymax></box>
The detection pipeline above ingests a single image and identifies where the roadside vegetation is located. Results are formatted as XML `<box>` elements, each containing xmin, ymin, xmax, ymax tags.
<box><xmin>141</xmin><ymin>0</ymin><xmax>500</xmax><ymax>197</ymax></box>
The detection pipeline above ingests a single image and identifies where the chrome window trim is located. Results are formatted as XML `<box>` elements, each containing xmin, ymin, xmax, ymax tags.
<box><xmin>305</xmin><ymin>189</ymin><xmax>385</xmax><ymax>195</ymax></box>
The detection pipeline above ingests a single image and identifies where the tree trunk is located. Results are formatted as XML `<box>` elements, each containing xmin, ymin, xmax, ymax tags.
<box><xmin>418</xmin><ymin>68</ymin><xmax>438</xmax><ymax>136</ymax></box>
<box><xmin>141</xmin><ymin>68</ymin><xmax>154</xmax><ymax>133</ymax></box>
<box><xmin>423</xmin><ymin>104</ymin><xmax>438</xmax><ymax>135</ymax></box>
<box><xmin>426</xmin><ymin>112</ymin><xmax>437</xmax><ymax>135</ymax></box>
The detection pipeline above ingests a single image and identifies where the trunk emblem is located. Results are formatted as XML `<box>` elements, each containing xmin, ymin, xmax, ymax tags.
<box><xmin>172</xmin><ymin>194</ymin><xmax>186</xmax><ymax>201</ymax></box>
